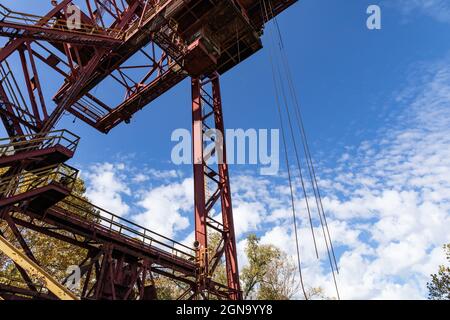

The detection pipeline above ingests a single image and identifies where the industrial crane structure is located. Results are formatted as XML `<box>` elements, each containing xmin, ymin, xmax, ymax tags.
<box><xmin>0</xmin><ymin>0</ymin><xmax>297</xmax><ymax>300</ymax></box>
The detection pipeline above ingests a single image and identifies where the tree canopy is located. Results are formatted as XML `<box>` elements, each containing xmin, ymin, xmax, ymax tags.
<box><xmin>427</xmin><ymin>244</ymin><xmax>450</xmax><ymax>300</ymax></box>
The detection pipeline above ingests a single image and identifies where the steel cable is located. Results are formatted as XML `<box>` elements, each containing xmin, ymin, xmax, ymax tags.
<box><xmin>261</xmin><ymin>0</ymin><xmax>341</xmax><ymax>299</ymax></box>
<box><xmin>260</xmin><ymin>0</ymin><xmax>308</xmax><ymax>300</ymax></box>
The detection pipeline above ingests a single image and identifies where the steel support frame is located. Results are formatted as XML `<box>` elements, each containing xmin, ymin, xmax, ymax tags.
<box><xmin>0</xmin><ymin>233</ymin><xmax>78</xmax><ymax>300</ymax></box>
<box><xmin>0</xmin><ymin>0</ymin><xmax>297</xmax><ymax>300</ymax></box>
<box><xmin>1</xmin><ymin>205</ymin><xmax>199</xmax><ymax>299</ymax></box>
<box><xmin>0</xmin><ymin>209</ymin><xmax>174</xmax><ymax>300</ymax></box>
<box><xmin>191</xmin><ymin>74</ymin><xmax>241</xmax><ymax>300</ymax></box>
<box><xmin>83</xmin><ymin>245</ymin><xmax>154</xmax><ymax>300</ymax></box>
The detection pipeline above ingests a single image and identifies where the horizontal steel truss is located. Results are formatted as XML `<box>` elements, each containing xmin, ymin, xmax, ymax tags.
<box><xmin>0</xmin><ymin>0</ymin><xmax>188</xmax><ymax>135</ymax></box>
<box><xmin>0</xmin><ymin>203</ymin><xmax>235</xmax><ymax>300</ymax></box>
<box><xmin>0</xmin><ymin>0</ymin><xmax>298</xmax><ymax>300</ymax></box>
<box><xmin>0</xmin><ymin>0</ymin><xmax>297</xmax><ymax>135</ymax></box>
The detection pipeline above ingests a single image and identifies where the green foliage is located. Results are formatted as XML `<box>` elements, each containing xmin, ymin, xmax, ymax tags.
<box><xmin>241</xmin><ymin>234</ymin><xmax>281</xmax><ymax>299</ymax></box>
<box><xmin>154</xmin><ymin>276</ymin><xmax>189</xmax><ymax>300</ymax></box>
<box><xmin>256</xmin><ymin>251</ymin><xmax>300</xmax><ymax>300</ymax></box>
<box><xmin>240</xmin><ymin>234</ymin><xmax>327</xmax><ymax>300</ymax></box>
<box><xmin>427</xmin><ymin>244</ymin><xmax>450</xmax><ymax>300</ymax></box>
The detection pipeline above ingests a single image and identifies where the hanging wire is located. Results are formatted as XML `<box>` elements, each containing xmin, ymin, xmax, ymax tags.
<box><xmin>260</xmin><ymin>0</ymin><xmax>307</xmax><ymax>300</ymax></box>
<box><xmin>271</xmin><ymin>29</ymin><xmax>320</xmax><ymax>260</ymax></box>
<box><xmin>268</xmin><ymin>35</ymin><xmax>309</xmax><ymax>302</ymax></box>
<box><xmin>267</xmin><ymin>1</ymin><xmax>340</xmax><ymax>281</ymax></box>
<box><xmin>269</xmin><ymin>5</ymin><xmax>340</xmax><ymax>276</ymax></box>
<box><xmin>261</xmin><ymin>0</ymin><xmax>341</xmax><ymax>299</ymax></box>
<box><xmin>268</xmin><ymin>2</ymin><xmax>341</xmax><ymax>299</ymax></box>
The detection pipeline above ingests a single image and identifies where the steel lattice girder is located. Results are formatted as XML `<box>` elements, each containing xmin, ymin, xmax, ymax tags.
<box><xmin>0</xmin><ymin>0</ymin><xmax>298</xmax><ymax>300</ymax></box>
<box><xmin>191</xmin><ymin>75</ymin><xmax>241</xmax><ymax>299</ymax></box>
<box><xmin>0</xmin><ymin>0</ymin><xmax>297</xmax><ymax>134</ymax></box>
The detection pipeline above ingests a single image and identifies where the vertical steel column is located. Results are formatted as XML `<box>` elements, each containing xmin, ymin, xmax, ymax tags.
<box><xmin>192</xmin><ymin>77</ymin><xmax>209</xmax><ymax>295</ymax></box>
<box><xmin>191</xmin><ymin>75</ymin><xmax>242</xmax><ymax>300</ymax></box>
<box><xmin>211</xmin><ymin>76</ymin><xmax>241</xmax><ymax>300</ymax></box>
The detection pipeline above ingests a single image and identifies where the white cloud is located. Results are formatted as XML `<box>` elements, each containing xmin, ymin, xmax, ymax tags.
<box><xmin>391</xmin><ymin>0</ymin><xmax>450</xmax><ymax>23</ymax></box>
<box><xmin>146</xmin><ymin>168</ymin><xmax>180</xmax><ymax>180</ymax></box>
<box><xmin>230</xmin><ymin>202</ymin><xmax>265</xmax><ymax>237</ymax></box>
<box><xmin>257</xmin><ymin>59</ymin><xmax>450</xmax><ymax>299</ymax></box>
<box><xmin>130</xmin><ymin>168</ymin><xmax>181</xmax><ymax>185</ymax></box>
<box><xmin>84</xmin><ymin>162</ymin><xmax>130</xmax><ymax>216</ymax></box>
<box><xmin>132</xmin><ymin>173</ymin><xmax>149</xmax><ymax>183</ymax></box>
<box><xmin>133</xmin><ymin>178</ymin><xmax>192</xmax><ymax>238</ymax></box>
<box><xmin>80</xmin><ymin>59</ymin><xmax>450</xmax><ymax>300</ymax></box>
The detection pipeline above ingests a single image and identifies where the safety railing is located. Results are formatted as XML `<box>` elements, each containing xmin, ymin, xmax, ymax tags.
<box><xmin>154</xmin><ymin>18</ymin><xmax>187</xmax><ymax>50</ymax></box>
<box><xmin>71</xmin><ymin>96</ymin><xmax>109</xmax><ymax>123</ymax></box>
<box><xmin>55</xmin><ymin>195</ymin><xmax>196</xmax><ymax>261</ymax></box>
<box><xmin>0</xmin><ymin>4</ymin><xmax>122</xmax><ymax>39</ymax></box>
<box><xmin>0</xmin><ymin>163</ymin><xmax>78</xmax><ymax>198</ymax></box>
<box><xmin>0</xmin><ymin>100</ymin><xmax>38</xmax><ymax>129</ymax></box>
<box><xmin>124</xmin><ymin>0</ymin><xmax>172</xmax><ymax>40</ymax></box>
<box><xmin>0</xmin><ymin>61</ymin><xmax>39</xmax><ymax>134</ymax></box>
<box><xmin>0</xmin><ymin>129</ymin><xmax>79</xmax><ymax>159</ymax></box>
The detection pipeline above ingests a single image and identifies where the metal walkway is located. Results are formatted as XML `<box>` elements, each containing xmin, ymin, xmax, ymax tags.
<box><xmin>0</xmin><ymin>4</ymin><xmax>122</xmax><ymax>47</ymax></box>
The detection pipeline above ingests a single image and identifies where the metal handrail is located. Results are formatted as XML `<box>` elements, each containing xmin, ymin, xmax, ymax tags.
<box><xmin>0</xmin><ymin>100</ymin><xmax>38</xmax><ymax>128</ymax></box>
<box><xmin>124</xmin><ymin>0</ymin><xmax>172</xmax><ymax>39</ymax></box>
<box><xmin>72</xmin><ymin>97</ymin><xmax>108</xmax><ymax>120</ymax></box>
<box><xmin>0</xmin><ymin>4</ymin><xmax>123</xmax><ymax>39</ymax></box>
<box><xmin>0</xmin><ymin>129</ymin><xmax>80</xmax><ymax>158</ymax></box>
<box><xmin>0</xmin><ymin>163</ymin><xmax>78</xmax><ymax>198</ymax></box>
<box><xmin>55</xmin><ymin>195</ymin><xmax>196</xmax><ymax>260</ymax></box>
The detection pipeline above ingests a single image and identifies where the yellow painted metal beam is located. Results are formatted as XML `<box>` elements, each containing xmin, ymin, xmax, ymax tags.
<box><xmin>0</xmin><ymin>234</ymin><xmax>78</xmax><ymax>300</ymax></box>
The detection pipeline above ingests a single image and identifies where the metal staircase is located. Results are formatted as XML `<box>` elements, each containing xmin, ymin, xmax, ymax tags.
<box><xmin>0</xmin><ymin>163</ymin><xmax>79</xmax><ymax>211</ymax></box>
<box><xmin>0</xmin><ymin>130</ymin><xmax>79</xmax><ymax>169</ymax></box>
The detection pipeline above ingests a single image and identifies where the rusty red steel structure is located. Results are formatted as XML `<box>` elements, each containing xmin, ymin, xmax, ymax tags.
<box><xmin>0</xmin><ymin>0</ymin><xmax>297</xmax><ymax>300</ymax></box>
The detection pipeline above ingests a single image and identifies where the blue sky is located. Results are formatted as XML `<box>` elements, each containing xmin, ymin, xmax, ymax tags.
<box><xmin>2</xmin><ymin>0</ymin><xmax>450</xmax><ymax>299</ymax></box>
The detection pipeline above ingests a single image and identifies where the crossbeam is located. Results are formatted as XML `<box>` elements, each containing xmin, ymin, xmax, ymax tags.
<box><xmin>0</xmin><ymin>234</ymin><xmax>78</xmax><ymax>300</ymax></box>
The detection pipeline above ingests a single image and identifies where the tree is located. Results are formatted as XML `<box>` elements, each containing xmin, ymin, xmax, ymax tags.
<box><xmin>427</xmin><ymin>244</ymin><xmax>450</xmax><ymax>300</ymax></box>
<box><xmin>257</xmin><ymin>251</ymin><xmax>300</xmax><ymax>300</ymax></box>
<box><xmin>240</xmin><ymin>234</ymin><xmax>328</xmax><ymax>300</ymax></box>
<box><xmin>241</xmin><ymin>234</ymin><xmax>280</xmax><ymax>299</ymax></box>
<box><xmin>153</xmin><ymin>275</ymin><xmax>189</xmax><ymax>300</ymax></box>
<box><xmin>240</xmin><ymin>234</ymin><xmax>308</xmax><ymax>300</ymax></box>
